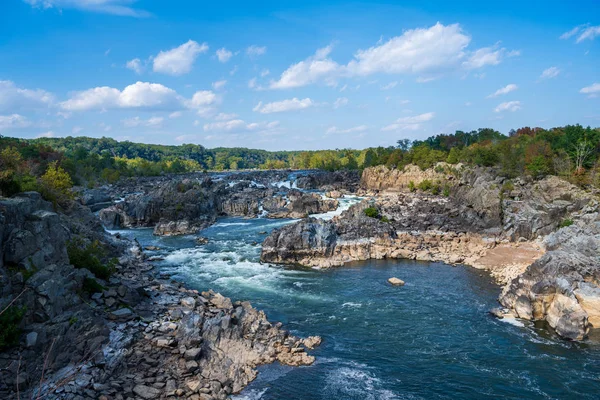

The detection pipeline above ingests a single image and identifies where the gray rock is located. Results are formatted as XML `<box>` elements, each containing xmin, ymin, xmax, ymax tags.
<box><xmin>133</xmin><ymin>384</ymin><xmax>161</xmax><ymax>399</ymax></box>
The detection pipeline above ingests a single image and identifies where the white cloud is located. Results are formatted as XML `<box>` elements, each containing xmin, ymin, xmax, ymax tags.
<box><xmin>381</xmin><ymin>112</ymin><xmax>435</xmax><ymax>131</ymax></box>
<box><xmin>333</xmin><ymin>97</ymin><xmax>348</xmax><ymax>109</ymax></box>
<box><xmin>122</xmin><ymin>116</ymin><xmax>164</xmax><ymax>128</ymax></box>
<box><xmin>214</xmin><ymin>112</ymin><xmax>238</xmax><ymax>121</ymax></box>
<box><xmin>0</xmin><ymin>80</ymin><xmax>54</xmax><ymax>112</ymax></box>
<box><xmin>0</xmin><ymin>114</ymin><xmax>31</xmax><ymax>130</ymax></box>
<box><xmin>260</xmin><ymin>69</ymin><xmax>270</xmax><ymax>77</ymax></box>
<box><xmin>187</xmin><ymin>90</ymin><xmax>218</xmax><ymax>108</ymax></box>
<box><xmin>580</xmin><ymin>83</ymin><xmax>600</xmax><ymax>97</ymax></box>
<box><xmin>246</xmin><ymin>45</ymin><xmax>267</xmax><ymax>57</ymax></box>
<box><xmin>416</xmin><ymin>76</ymin><xmax>437</xmax><ymax>83</ymax></box>
<box><xmin>269</xmin><ymin>45</ymin><xmax>338</xmax><ymax>89</ymax></box>
<box><xmin>540</xmin><ymin>66</ymin><xmax>560</xmax><ymax>80</ymax></box>
<box><xmin>203</xmin><ymin>119</ymin><xmax>278</xmax><ymax>133</ymax></box>
<box><xmin>36</xmin><ymin>130</ymin><xmax>55</xmax><ymax>138</ymax></box>
<box><xmin>153</xmin><ymin>40</ymin><xmax>208</xmax><ymax>76</ymax></box>
<box><xmin>462</xmin><ymin>45</ymin><xmax>504</xmax><ymax>70</ymax></box>
<box><xmin>561</xmin><ymin>25</ymin><xmax>600</xmax><ymax>43</ymax></box>
<box><xmin>326</xmin><ymin>125</ymin><xmax>368</xmax><ymax>134</ymax></box>
<box><xmin>270</xmin><ymin>23</ymin><xmax>510</xmax><ymax>89</ymax></box>
<box><xmin>381</xmin><ymin>81</ymin><xmax>398</xmax><ymax>90</ymax></box>
<box><xmin>212</xmin><ymin>80</ymin><xmax>227</xmax><ymax>90</ymax></box>
<box><xmin>126</xmin><ymin>58</ymin><xmax>143</xmax><ymax>74</ymax></box>
<box><xmin>169</xmin><ymin>111</ymin><xmax>182</xmax><ymax>119</ymax></box>
<box><xmin>348</xmin><ymin>23</ymin><xmax>471</xmax><ymax>75</ymax></box>
<box><xmin>72</xmin><ymin>126</ymin><xmax>83</xmax><ymax>134</ymax></box>
<box><xmin>253</xmin><ymin>98</ymin><xmax>314</xmax><ymax>114</ymax></box>
<box><xmin>487</xmin><ymin>83</ymin><xmax>518</xmax><ymax>98</ymax></box>
<box><xmin>60</xmin><ymin>82</ymin><xmax>182</xmax><ymax>111</ymax></box>
<box><xmin>23</xmin><ymin>0</ymin><xmax>150</xmax><ymax>17</ymax></box>
<box><xmin>494</xmin><ymin>100</ymin><xmax>521</xmax><ymax>112</ymax></box>
<box><xmin>216</xmin><ymin>48</ymin><xmax>233</xmax><ymax>63</ymax></box>
<box><xmin>577</xmin><ymin>26</ymin><xmax>600</xmax><ymax>42</ymax></box>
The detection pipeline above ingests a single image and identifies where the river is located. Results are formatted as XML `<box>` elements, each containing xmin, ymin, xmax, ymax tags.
<box><xmin>110</xmin><ymin>196</ymin><xmax>600</xmax><ymax>399</ymax></box>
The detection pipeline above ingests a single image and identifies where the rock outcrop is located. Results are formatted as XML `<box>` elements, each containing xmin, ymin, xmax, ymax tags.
<box><xmin>500</xmin><ymin>210</ymin><xmax>600</xmax><ymax>340</ymax></box>
<box><xmin>0</xmin><ymin>192</ymin><xmax>319</xmax><ymax>398</ymax></box>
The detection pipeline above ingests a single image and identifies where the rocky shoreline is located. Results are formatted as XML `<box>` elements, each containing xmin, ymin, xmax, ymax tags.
<box><xmin>0</xmin><ymin>191</ymin><xmax>320</xmax><ymax>399</ymax></box>
<box><xmin>261</xmin><ymin>164</ymin><xmax>600</xmax><ymax>341</ymax></box>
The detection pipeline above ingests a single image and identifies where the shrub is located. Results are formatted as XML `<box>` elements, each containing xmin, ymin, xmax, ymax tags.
<box><xmin>67</xmin><ymin>238</ymin><xmax>114</xmax><ymax>280</ymax></box>
<box><xmin>0</xmin><ymin>305</ymin><xmax>26</xmax><ymax>350</ymax></box>
<box><xmin>40</xmin><ymin>161</ymin><xmax>73</xmax><ymax>205</ymax></box>
<box><xmin>559</xmin><ymin>219</ymin><xmax>574</xmax><ymax>228</ymax></box>
<box><xmin>82</xmin><ymin>277</ymin><xmax>105</xmax><ymax>294</ymax></box>
<box><xmin>431</xmin><ymin>183</ymin><xmax>441</xmax><ymax>195</ymax></box>
<box><xmin>417</xmin><ymin>179</ymin><xmax>433</xmax><ymax>191</ymax></box>
<box><xmin>442</xmin><ymin>184</ymin><xmax>451</xmax><ymax>197</ymax></box>
<box><xmin>408</xmin><ymin>181</ymin><xmax>416</xmax><ymax>192</ymax></box>
<box><xmin>501</xmin><ymin>181</ymin><xmax>515</xmax><ymax>193</ymax></box>
<box><xmin>364</xmin><ymin>207</ymin><xmax>379</xmax><ymax>218</ymax></box>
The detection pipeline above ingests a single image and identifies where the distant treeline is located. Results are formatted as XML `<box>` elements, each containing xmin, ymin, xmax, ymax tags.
<box><xmin>1</xmin><ymin>124</ymin><xmax>599</xmax><ymax>198</ymax></box>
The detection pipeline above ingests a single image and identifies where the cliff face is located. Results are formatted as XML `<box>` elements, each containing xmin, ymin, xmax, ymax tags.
<box><xmin>360</xmin><ymin>164</ymin><xmax>451</xmax><ymax>191</ymax></box>
<box><xmin>0</xmin><ymin>193</ymin><xmax>319</xmax><ymax>398</ymax></box>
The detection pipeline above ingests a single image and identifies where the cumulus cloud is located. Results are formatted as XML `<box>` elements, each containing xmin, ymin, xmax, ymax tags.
<box><xmin>487</xmin><ymin>83</ymin><xmax>518</xmax><ymax>98</ymax></box>
<box><xmin>216</xmin><ymin>48</ymin><xmax>233</xmax><ymax>63</ymax></box>
<box><xmin>60</xmin><ymin>82</ymin><xmax>184</xmax><ymax>111</ymax></box>
<box><xmin>122</xmin><ymin>116</ymin><xmax>164</xmax><ymax>128</ymax></box>
<box><xmin>540</xmin><ymin>67</ymin><xmax>560</xmax><ymax>80</ymax></box>
<box><xmin>494</xmin><ymin>100</ymin><xmax>521</xmax><ymax>112</ymax></box>
<box><xmin>253</xmin><ymin>98</ymin><xmax>314</xmax><ymax>114</ymax></box>
<box><xmin>212</xmin><ymin>80</ymin><xmax>227</xmax><ymax>90</ymax></box>
<box><xmin>153</xmin><ymin>40</ymin><xmax>208</xmax><ymax>76</ymax></box>
<box><xmin>126</xmin><ymin>58</ymin><xmax>143</xmax><ymax>74</ymax></box>
<box><xmin>561</xmin><ymin>25</ymin><xmax>600</xmax><ymax>43</ymax></box>
<box><xmin>22</xmin><ymin>0</ymin><xmax>150</xmax><ymax>17</ymax></box>
<box><xmin>326</xmin><ymin>125</ymin><xmax>368</xmax><ymax>134</ymax></box>
<box><xmin>260</xmin><ymin>69</ymin><xmax>270</xmax><ymax>77</ymax></box>
<box><xmin>580</xmin><ymin>83</ymin><xmax>600</xmax><ymax>98</ymax></box>
<box><xmin>270</xmin><ymin>23</ymin><xmax>513</xmax><ymax>89</ymax></box>
<box><xmin>0</xmin><ymin>80</ymin><xmax>54</xmax><ymax>112</ymax></box>
<box><xmin>269</xmin><ymin>45</ymin><xmax>338</xmax><ymax>89</ymax></box>
<box><xmin>169</xmin><ymin>111</ymin><xmax>182</xmax><ymax>118</ymax></box>
<box><xmin>381</xmin><ymin>112</ymin><xmax>435</xmax><ymax>131</ymax></box>
<box><xmin>246</xmin><ymin>45</ymin><xmax>267</xmax><ymax>57</ymax></box>
<box><xmin>333</xmin><ymin>97</ymin><xmax>348</xmax><ymax>109</ymax></box>
<box><xmin>0</xmin><ymin>114</ymin><xmax>31</xmax><ymax>130</ymax></box>
<box><xmin>187</xmin><ymin>90</ymin><xmax>218</xmax><ymax>108</ymax></box>
<box><xmin>214</xmin><ymin>112</ymin><xmax>238</xmax><ymax>121</ymax></box>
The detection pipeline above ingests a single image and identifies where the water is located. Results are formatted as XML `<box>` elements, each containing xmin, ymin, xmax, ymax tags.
<box><xmin>112</xmin><ymin>217</ymin><xmax>600</xmax><ymax>399</ymax></box>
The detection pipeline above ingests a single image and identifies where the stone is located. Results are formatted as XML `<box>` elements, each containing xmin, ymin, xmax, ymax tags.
<box><xmin>181</xmin><ymin>296</ymin><xmax>196</xmax><ymax>308</ymax></box>
<box><xmin>133</xmin><ymin>384</ymin><xmax>161</xmax><ymax>399</ymax></box>
<box><xmin>388</xmin><ymin>277</ymin><xmax>405</xmax><ymax>286</ymax></box>
<box><xmin>26</xmin><ymin>331</ymin><xmax>38</xmax><ymax>348</ymax></box>
<box><xmin>184</xmin><ymin>347</ymin><xmax>202</xmax><ymax>361</ymax></box>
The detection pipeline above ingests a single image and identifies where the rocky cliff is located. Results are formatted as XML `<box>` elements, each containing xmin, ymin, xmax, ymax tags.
<box><xmin>0</xmin><ymin>193</ymin><xmax>319</xmax><ymax>398</ymax></box>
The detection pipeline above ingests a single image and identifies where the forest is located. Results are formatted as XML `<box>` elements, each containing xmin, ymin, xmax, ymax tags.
<box><xmin>0</xmin><ymin>124</ymin><xmax>599</xmax><ymax>200</ymax></box>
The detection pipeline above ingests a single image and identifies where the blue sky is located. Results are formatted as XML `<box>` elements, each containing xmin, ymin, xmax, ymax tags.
<box><xmin>0</xmin><ymin>0</ymin><xmax>598</xmax><ymax>150</ymax></box>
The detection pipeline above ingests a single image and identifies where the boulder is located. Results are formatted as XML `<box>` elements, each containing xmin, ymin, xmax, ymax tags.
<box><xmin>388</xmin><ymin>277</ymin><xmax>405</xmax><ymax>286</ymax></box>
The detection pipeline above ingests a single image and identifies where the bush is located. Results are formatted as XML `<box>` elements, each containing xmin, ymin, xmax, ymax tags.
<box><xmin>417</xmin><ymin>179</ymin><xmax>433</xmax><ymax>191</ymax></box>
<box><xmin>408</xmin><ymin>181</ymin><xmax>416</xmax><ymax>192</ymax></box>
<box><xmin>364</xmin><ymin>207</ymin><xmax>379</xmax><ymax>218</ymax></box>
<box><xmin>501</xmin><ymin>181</ymin><xmax>515</xmax><ymax>193</ymax></box>
<box><xmin>442</xmin><ymin>184</ymin><xmax>451</xmax><ymax>197</ymax></box>
<box><xmin>40</xmin><ymin>161</ymin><xmax>73</xmax><ymax>205</ymax></box>
<box><xmin>559</xmin><ymin>219</ymin><xmax>574</xmax><ymax>228</ymax></box>
<box><xmin>82</xmin><ymin>277</ymin><xmax>105</xmax><ymax>294</ymax></box>
<box><xmin>0</xmin><ymin>305</ymin><xmax>26</xmax><ymax>350</ymax></box>
<box><xmin>67</xmin><ymin>238</ymin><xmax>114</xmax><ymax>280</ymax></box>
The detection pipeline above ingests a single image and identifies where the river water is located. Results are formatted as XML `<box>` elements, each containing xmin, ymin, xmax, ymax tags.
<box><xmin>111</xmin><ymin>196</ymin><xmax>600</xmax><ymax>399</ymax></box>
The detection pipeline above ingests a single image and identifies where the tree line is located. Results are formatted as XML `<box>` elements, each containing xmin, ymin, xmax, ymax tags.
<box><xmin>1</xmin><ymin>124</ymin><xmax>599</xmax><ymax>201</ymax></box>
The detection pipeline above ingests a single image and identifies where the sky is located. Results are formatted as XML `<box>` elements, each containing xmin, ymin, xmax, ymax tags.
<box><xmin>0</xmin><ymin>0</ymin><xmax>599</xmax><ymax>151</ymax></box>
